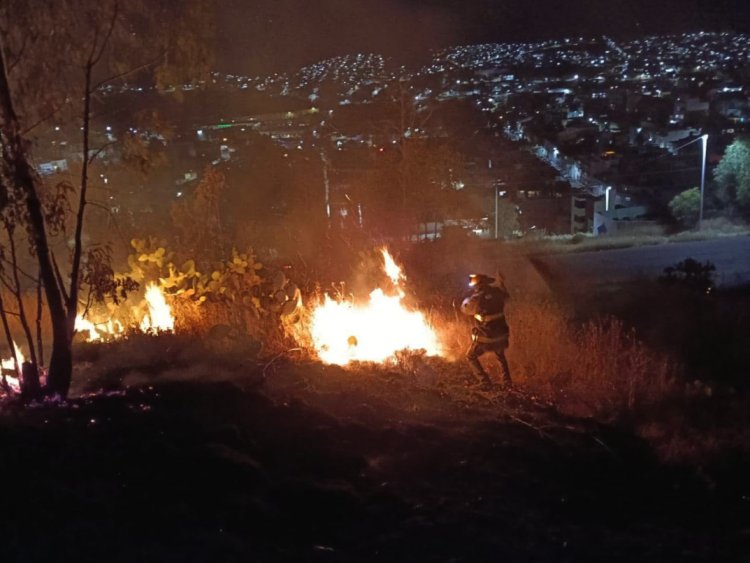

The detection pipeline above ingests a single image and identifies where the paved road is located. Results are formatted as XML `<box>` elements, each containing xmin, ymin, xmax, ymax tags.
<box><xmin>536</xmin><ymin>236</ymin><xmax>750</xmax><ymax>288</ymax></box>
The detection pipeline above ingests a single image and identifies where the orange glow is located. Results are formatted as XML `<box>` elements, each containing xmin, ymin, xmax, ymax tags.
<box><xmin>308</xmin><ymin>249</ymin><xmax>442</xmax><ymax>365</ymax></box>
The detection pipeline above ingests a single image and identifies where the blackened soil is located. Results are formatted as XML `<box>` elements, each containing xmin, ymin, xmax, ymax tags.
<box><xmin>0</xmin><ymin>361</ymin><xmax>748</xmax><ymax>562</ymax></box>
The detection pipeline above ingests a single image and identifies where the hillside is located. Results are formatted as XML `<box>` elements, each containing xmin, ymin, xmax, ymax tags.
<box><xmin>1</xmin><ymin>343</ymin><xmax>748</xmax><ymax>562</ymax></box>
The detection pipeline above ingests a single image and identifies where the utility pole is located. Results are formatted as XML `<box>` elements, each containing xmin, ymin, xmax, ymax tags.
<box><xmin>493</xmin><ymin>180</ymin><xmax>505</xmax><ymax>239</ymax></box>
<box><xmin>494</xmin><ymin>186</ymin><xmax>499</xmax><ymax>239</ymax></box>
<box><xmin>320</xmin><ymin>147</ymin><xmax>331</xmax><ymax>223</ymax></box>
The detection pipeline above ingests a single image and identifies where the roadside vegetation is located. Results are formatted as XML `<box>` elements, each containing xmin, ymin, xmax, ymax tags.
<box><xmin>511</xmin><ymin>217</ymin><xmax>749</xmax><ymax>255</ymax></box>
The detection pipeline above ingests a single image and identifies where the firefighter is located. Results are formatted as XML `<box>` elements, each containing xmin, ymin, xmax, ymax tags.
<box><xmin>460</xmin><ymin>273</ymin><xmax>512</xmax><ymax>389</ymax></box>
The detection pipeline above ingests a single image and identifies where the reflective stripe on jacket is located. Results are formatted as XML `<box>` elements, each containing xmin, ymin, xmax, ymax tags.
<box><xmin>471</xmin><ymin>332</ymin><xmax>509</xmax><ymax>345</ymax></box>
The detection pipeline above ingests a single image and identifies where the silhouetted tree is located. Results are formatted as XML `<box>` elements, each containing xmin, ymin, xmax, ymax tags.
<box><xmin>0</xmin><ymin>0</ymin><xmax>213</xmax><ymax>397</ymax></box>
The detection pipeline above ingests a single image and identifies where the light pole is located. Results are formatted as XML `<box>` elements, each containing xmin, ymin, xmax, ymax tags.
<box><xmin>673</xmin><ymin>134</ymin><xmax>709</xmax><ymax>229</ymax></box>
<box><xmin>605</xmin><ymin>186</ymin><xmax>612</xmax><ymax>212</ymax></box>
<box><xmin>494</xmin><ymin>186</ymin><xmax>499</xmax><ymax>239</ymax></box>
<box><xmin>699</xmin><ymin>134</ymin><xmax>708</xmax><ymax>230</ymax></box>
<box><xmin>493</xmin><ymin>181</ymin><xmax>505</xmax><ymax>239</ymax></box>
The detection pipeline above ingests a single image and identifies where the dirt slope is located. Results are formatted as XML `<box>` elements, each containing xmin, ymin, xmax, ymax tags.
<box><xmin>2</xmin><ymin>353</ymin><xmax>748</xmax><ymax>562</ymax></box>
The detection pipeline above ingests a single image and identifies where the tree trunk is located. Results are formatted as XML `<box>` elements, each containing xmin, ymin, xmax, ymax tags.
<box><xmin>20</xmin><ymin>361</ymin><xmax>41</xmax><ymax>402</ymax></box>
<box><xmin>0</xmin><ymin>37</ymin><xmax>72</xmax><ymax>397</ymax></box>
<box><xmin>0</xmin><ymin>292</ymin><xmax>18</xmax><ymax>393</ymax></box>
<box><xmin>67</xmin><ymin>63</ymin><xmax>93</xmax><ymax>336</ymax></box>
<box><xmin>6</xmin><ymin>225</ymin><xmax>38</xmax><ymax>368</ymax></box>
<box><xmin>36</xmin><ymin>273</ymin><xmax>44</xmax><ymax>367</ymax></box>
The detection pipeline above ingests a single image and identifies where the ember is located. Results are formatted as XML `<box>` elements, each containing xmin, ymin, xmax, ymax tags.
<box><xmin>309</xmin><ymin>249</ymin><xmax>442</xmax><ymax>365</ymax></box>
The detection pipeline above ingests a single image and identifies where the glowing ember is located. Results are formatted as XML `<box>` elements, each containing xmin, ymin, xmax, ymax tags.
<box><xmin>140</xmin><ymin>283</ymin><xmax>175</xmax><ymax>333</ymax></box>
<box><xmin>309</xmin><ymin>249</ymin><xmax>442</xmax><ymax>365</ymax></box>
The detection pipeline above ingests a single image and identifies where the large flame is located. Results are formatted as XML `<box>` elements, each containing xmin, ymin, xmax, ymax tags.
<box><xmin>140</xmin><ymin>283</ymin><xmax>175</xmax><ymax>333</ymax></box>
<box><xmin>309</xmin><ymin>249</ymin><xmax>442</xmax><ymax>365</ymax></box>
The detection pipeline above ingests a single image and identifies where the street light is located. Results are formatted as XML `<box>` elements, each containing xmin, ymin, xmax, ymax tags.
<box><xmin>674</xmin><ymin>133</ymin><xmax>709</xmax><ymax>230</ymax></box>
<box><xmin>495</xmin><ymin>186</ymin><xmax>499</xmax><ymax>239</ymax></box>
<box><xmin>493</xmin><ymin>181</ymin><xmax>505</xmax><ymax>239</ymax></box>
<box><xmin>699</xmin><ymin>134</ymin><xmax>708</xmax><ymax>230</ymax></box>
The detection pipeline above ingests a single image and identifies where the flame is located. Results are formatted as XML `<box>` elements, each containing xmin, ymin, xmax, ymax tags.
<box><xmin>382</xmin><ymin>248</ymin><xmax>404</xmax><ymax>286</ymax></box>
<box><xmin>75</xmin><ymin>315</ymin><xmax>124</xmax><ymax>341</ymax></box>
<box><xmin>140</xmin><ymin>283</ymin><xmax>175</xmax><ymax>333</ymax></box>
<box><xmin>74</xmin><ymin>284</ymin><xmax>173</xmax><ymax>342</ymax></box>
<box><xmin>309</xmin><ymin>249</ymin><xmax>442</xmax><ymax>365</ymax></box>
<box><xmin>1</xmin><ymin>341</ymin><xmax>24</xmax><ymax>393</ymax></box>
<box><xmin>75</xmin><ymin>315</ymin><xmax>101</xmax><ymax>341</ymax></box>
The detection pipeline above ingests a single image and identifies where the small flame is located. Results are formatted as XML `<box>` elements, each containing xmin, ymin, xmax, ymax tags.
<box><xmin>309</xmin><ymin>249</ymin><xmax>442</xmax><ymax>365</ymax></box>
<box><xmin>140</xmin><ymin>283</ymin><xmax>175</xmax><ymax>333</ymax></box>
<box><xmin>74</xmin><ymin>284</ymin><xmax>173</xmax><ymax>342</ymax></box>
<box><xmin>75</xmin><ymin>315</ymin><xmax>124</xmax><ymax>342</ymax></box>
<box><xmin>382</xmin><ymin>248</ymin><xmax>404</xmax><ymax>286</ymax></box>
<box><xmin>1</xmin><ymin>341</ymin><xmax>24</xmax><ymax>393</ymax></box>
<box><xmin>75</xmin><ymin>315</ymin><xmax>101</xmax><ymax>341</ymax></box>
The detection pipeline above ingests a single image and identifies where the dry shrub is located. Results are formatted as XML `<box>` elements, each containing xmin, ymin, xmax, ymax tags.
<box><xmin>432</xmin><ymin>308</ymin><xmax>472</xmax><ymax>362</ymax></box>
<box><xmin>503</xmin><ymin>299</ymin><xmax>678</xmax><ymax>419</ymax></box>
<box><xmin>171</xmin><ymin>298</ymin><xmax>206</xmax><ymax>334</ymax></box>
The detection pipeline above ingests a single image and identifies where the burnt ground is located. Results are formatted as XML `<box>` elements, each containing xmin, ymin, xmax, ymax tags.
<box><xmin>0</xmin><ymin>352</ymin><xmax>749</xmax><ymax>562</ymax></box>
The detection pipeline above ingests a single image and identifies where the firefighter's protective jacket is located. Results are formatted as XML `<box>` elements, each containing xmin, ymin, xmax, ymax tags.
<box><xmin>461</xmin><ymin>284</ymin><xmax>509</xmax><ymax>344</ymax></box>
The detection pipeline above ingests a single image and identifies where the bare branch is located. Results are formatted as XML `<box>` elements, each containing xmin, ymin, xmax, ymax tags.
<box><xmin>82</xmin><ymin>284</ymin><xmax>94</xmax><ymax>318</ymax></box>
<box><xmin>88</xmin><ymin>140</ymin><xmax>118</xmax><ymax>165</ymax></box>
<box><xmin>86</xmin><ymin>18</ymin><xmax>103</xmax><ymax>69</ymax></box>
<box><xmin>91</xmin><ymin>52</ymin><xmax>166</xmax><ymax>93</ymax></box>
<box><xmin>7</xmin><ymin>34</ymin><xmax>29</xmax><ymax>73</ymax></box>
<box><xmin>0</xmin><ymin>256</ymin><xmax>38</xmax><ymax>283</ymax></box>
<box><xmin>92</xmin><ymin>1</ymin><xmax>120</xmax><ymax>67</ymax></box>
<box><xmin>87</xmin><ymin>200</ymin><xmax>131</xmax><ymax>247</ymax></box>
<box><xmin>51</xmin><ymin>252</ymin><xmax>70</xmax><ymax>305</ymax></box>
<box><xmin>20</xmin><ymin>104</ymin><xmax>66</xmax><ymax>136</ymax></box>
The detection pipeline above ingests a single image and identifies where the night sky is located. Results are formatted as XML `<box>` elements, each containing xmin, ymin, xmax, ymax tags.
<box><xmin>218</xmin><ymin>0</ymin><xmax>750</xmax><ymax>74</ymax></box>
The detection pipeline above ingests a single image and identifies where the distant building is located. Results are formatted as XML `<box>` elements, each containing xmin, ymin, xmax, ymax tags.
<box><xmin>37</xmin><ymin>159</ymin><xmax>68</xmax><ymax>176</ymax></box>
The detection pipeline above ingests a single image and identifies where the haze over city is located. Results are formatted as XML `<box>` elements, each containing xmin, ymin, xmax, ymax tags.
<box><xmin>218</xmin><ymin>0</ymin><xmax>750</xmax><ymax>73</ymax></box>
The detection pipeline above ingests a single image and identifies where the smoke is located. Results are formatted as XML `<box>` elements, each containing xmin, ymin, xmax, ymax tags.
<box><xmin>217</xmin><ymin>0</ymin><xmax>460</xmax><ymax>74</ymax></box>
<box><xmin>218</xmin><ymin>0</ymin><xmax>750</xmax><ymax>75</ymax></box>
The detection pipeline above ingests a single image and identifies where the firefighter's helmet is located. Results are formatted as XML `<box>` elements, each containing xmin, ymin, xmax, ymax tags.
<box><xmin>468</xmin><ymin>274</ymin><xmax>493</xmax><ymax>287</ymax></box>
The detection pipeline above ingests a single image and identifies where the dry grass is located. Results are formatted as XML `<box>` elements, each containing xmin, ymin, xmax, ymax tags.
<box><xmin>474</xmin><ymin>297</ymin><xmax>750</xmax><ymax>465</ymax></box>
<box><xmin>3</xmin><ymin>265</ymin><xmax>747</xmax><ymax>470</ymax></box>
<box><xmin>439</xmin><ymin>298</ymin><xmax>678</xmax><ymax>420</ymax></box>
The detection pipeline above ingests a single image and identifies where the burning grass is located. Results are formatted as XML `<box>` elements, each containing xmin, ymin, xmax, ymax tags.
<box><xmin>1</xmin><ymin>240</ymin><xmax>747</xmax><ymax>472</ymax></box>
<box><xmin>305</xmin><ymin>249</ymin><xmax>442</xmax><ymax>366</ymax></box>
